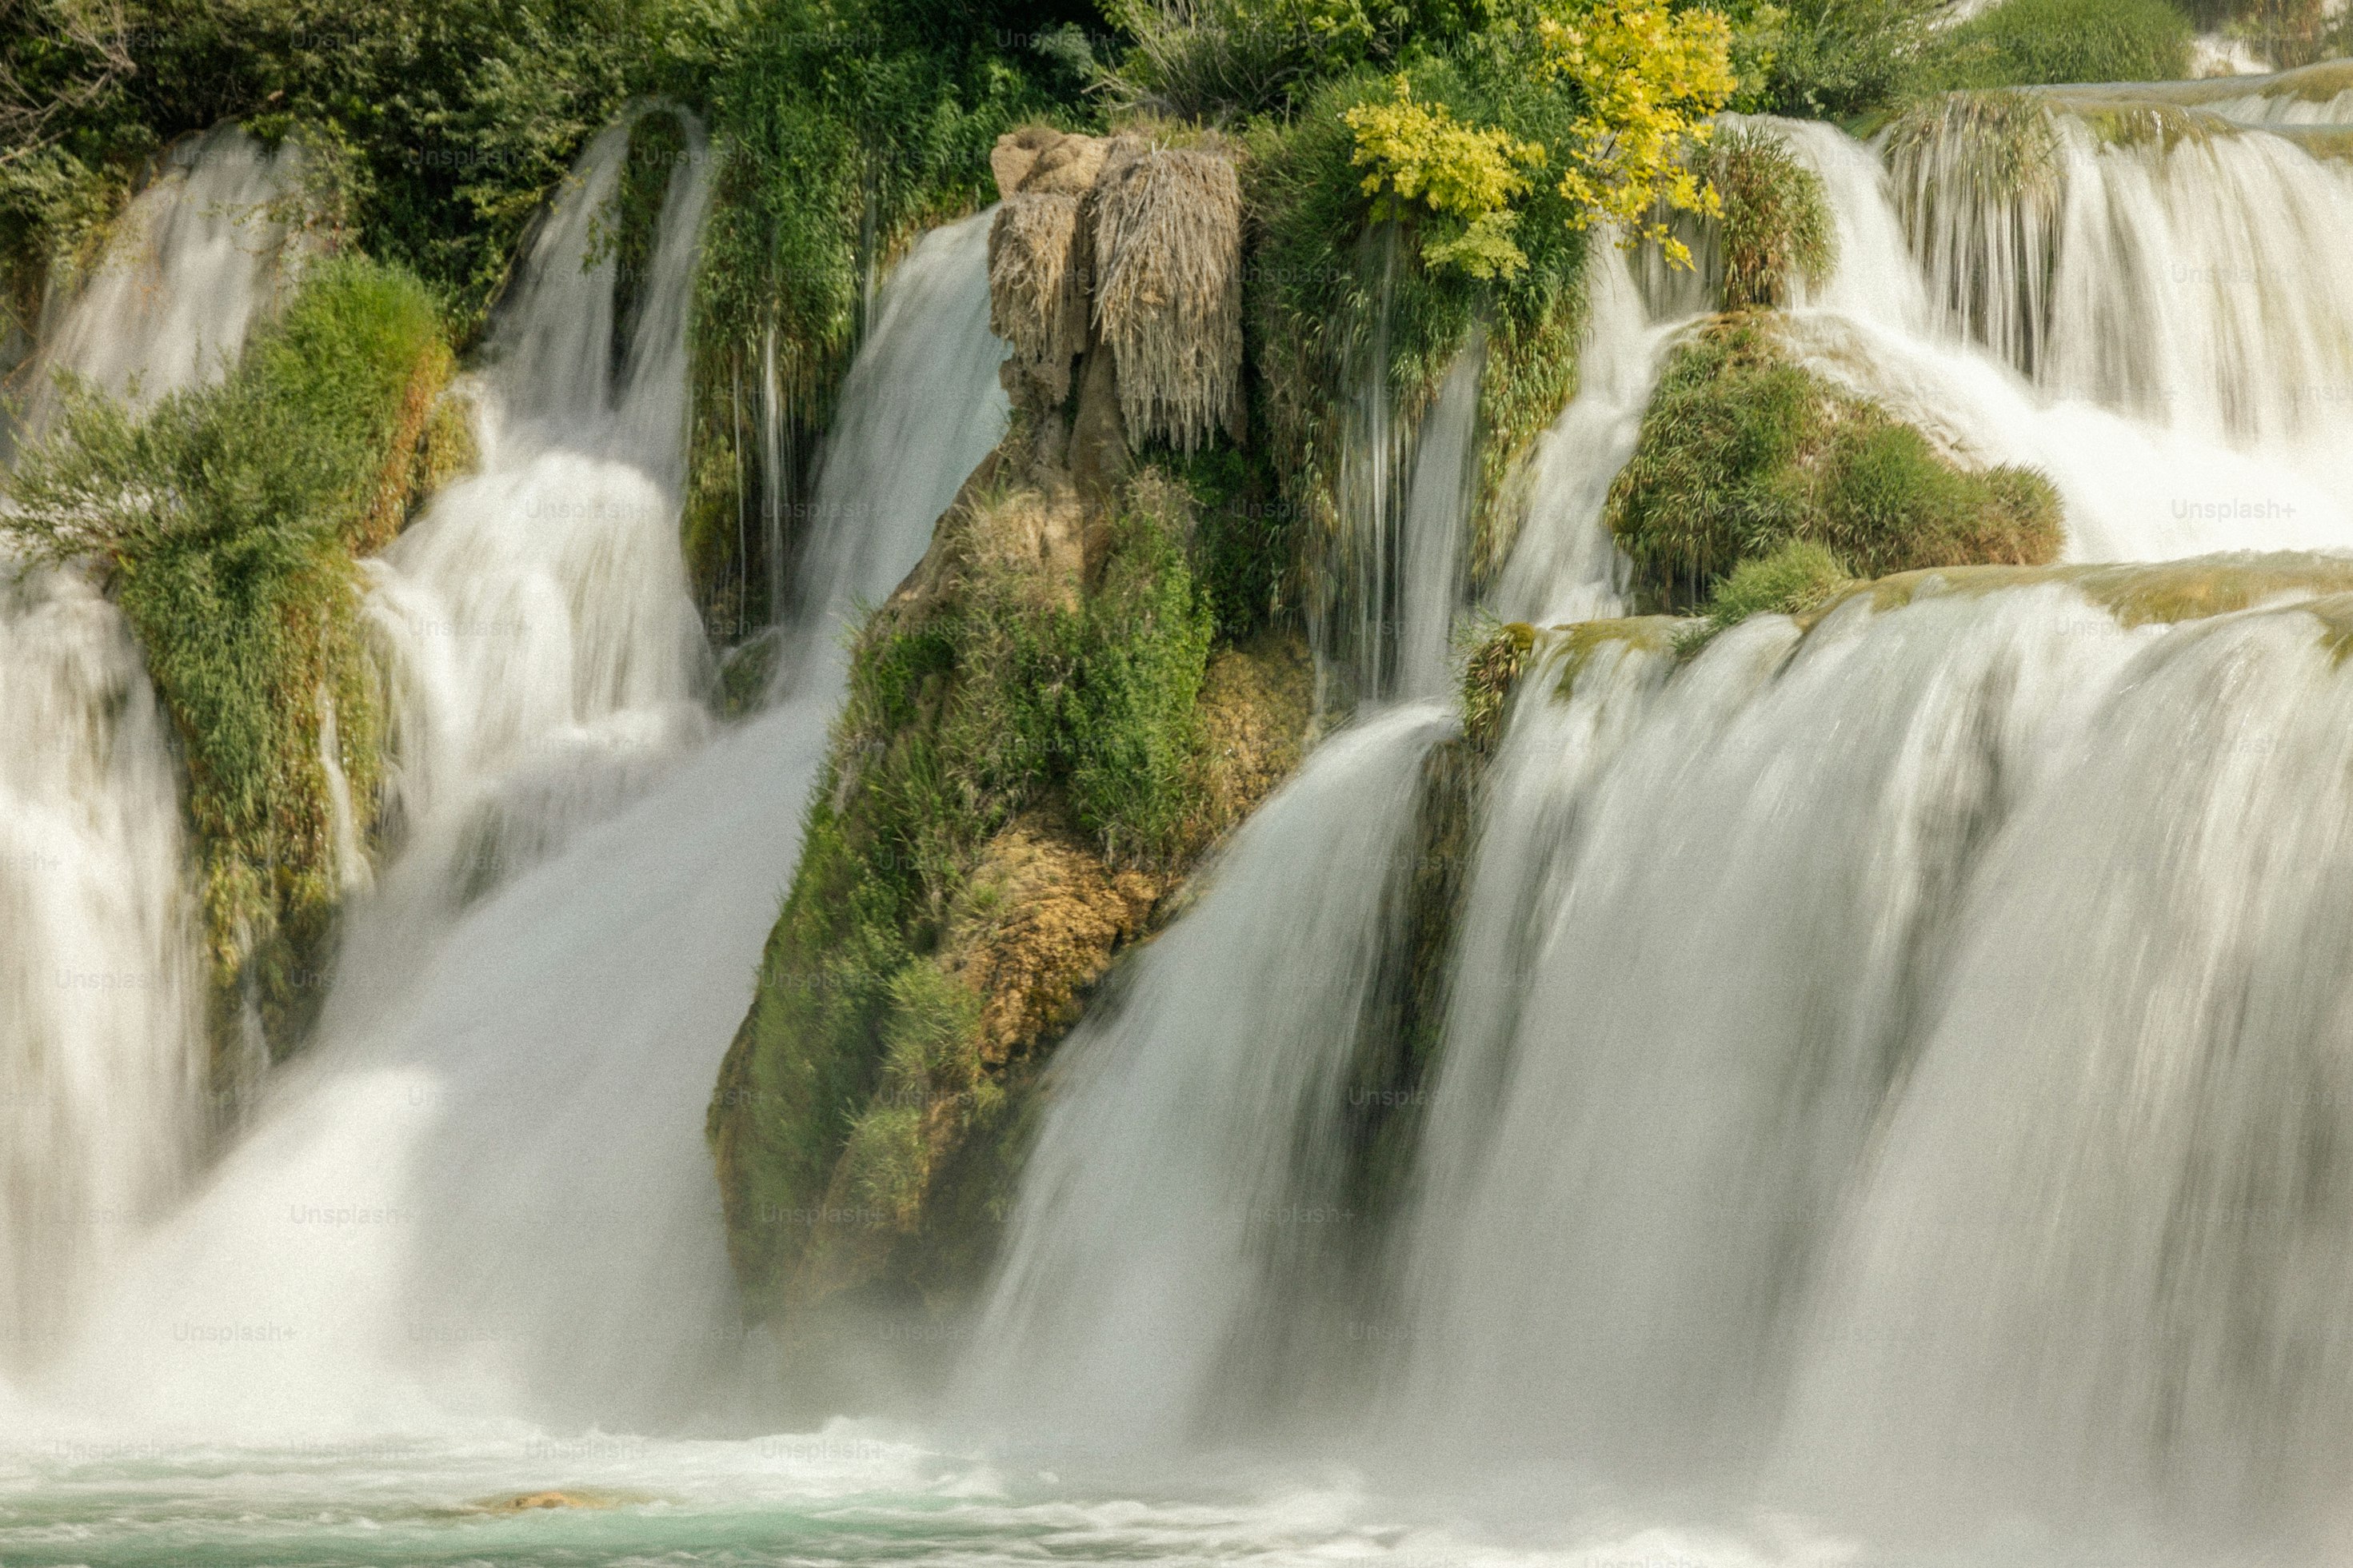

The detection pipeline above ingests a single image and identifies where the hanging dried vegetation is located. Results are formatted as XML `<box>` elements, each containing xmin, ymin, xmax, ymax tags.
<box><xmin>1090</xmin><ymin>140</ymin><xmax>1244</xmax><ymax>453</ymax></box>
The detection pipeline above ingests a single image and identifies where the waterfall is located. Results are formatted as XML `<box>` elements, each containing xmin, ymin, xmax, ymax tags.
<box><xmin>965</xmin><ymin>704</ymin><xmax>1455</xmax><ymax>1450</ymax></box>
<box><xmin>781</xmin><ymin>213</ymin><xmax>1011</xmax><ymax>682</ymax></box>
<box><xmin>1752</xmin><ymin>114</ymin><xmax>2353</xmax><ymax>561</ymax></box>
<box><xmin>11</xmin><ymin>132</ymin><xmax>1006</xmax><ymax>1437</ymax></box>
<box><xmin>961</xmin><ymin>82</ymin><xmax>2353</xmax><ymax>1560</ymax></box>
<box><xmin>350</xmin><ymin>117</ymin><xmax>715</xmax><ymax>968</ymax></box>
<box><xmin>1487</xmin><ymin>245</ymin><xmax>1672</xmax><ymax>625</ymax></box>
<box><xmin>1388</xmin><ymin>569</ymin><xmax>2353</xmax><ymax>1549</ymax></box>
<box><xmin>0</xmin><ymin>570</ymin><xmax>200</xmax><ymax>1374</ymax></box>
<box><xmin>3</xmin><ymin>126</ymin><xmax>303</xmax><ymax>454</ymax></box>
<box><xmin>0</xmin><ymin>126</ymin><xmax>302</xmax><ymax>1382</ymax></box>
<box><xmin>1321</xmin><ymin>228</ymin><xmax>1488</xmax><ymax>705</ymax></box>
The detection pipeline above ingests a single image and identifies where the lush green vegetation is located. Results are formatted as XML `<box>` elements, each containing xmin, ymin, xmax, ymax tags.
<box><xmin>1607</xmin><ymin>316</ymin><xmax>2062</xmax><ymax>610</ymax></box>
<box><xmin>2</xmin><ymin>256</ymin><xmax>458</xmax><ymax>1056</ymax></box>
<box><xmin>0</xmin><ymin>0</ymin><xmax>737</xmax><ymax>337</ymax></box>
<box><xmin>710</xmin><ymin>461</ymin><xmax>1221</xmax><ymax>1297</ymax></box>
<box><xmin>1928</xmin><ymin>0</ymin><xmax>2194</xmax><ymax>88</ymax></box>
<box><xmin>1711</xmin><ymin>125</ymin><xmax>1832</xmax><ymax>309</ymax></box>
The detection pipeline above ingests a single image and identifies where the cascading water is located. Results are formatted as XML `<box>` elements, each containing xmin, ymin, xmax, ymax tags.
<box><xmin>965</xmin><ymin>704</ymin><xmax>1455</xmax><ymax>1450</ymax></box>
<box><xmin>0</xmin><ymin>571</ymin><xmax>199</xmax><ymax>1375</ymax></box>
<box><xmin>6</xmin><ymin>125</ymin><xmax>1007</xmax><ymax>1450</ymax></box>
<box><xmin>1754</xmin><ymin>111</ymin><xmax>2353</xmax><ymax>560</ymax></box>
<box><xmin>957</xmin><ymin>71</ymin><xmax>2353</xmax><ymax>1568</ymax></box>
<box><xmin>2</xmin><ymin>126</ymin><xmax>304</xmax><ymax>454</ymax></box>
<box><xmin>27</xmin><ymin>51</ymin><xmax>2353</xmax><ymax>1568</ymax></box>
<box><xmin>0</xmin><ymin>125</ymin><xmax>301</xmax><ymax>1384</ymax></box>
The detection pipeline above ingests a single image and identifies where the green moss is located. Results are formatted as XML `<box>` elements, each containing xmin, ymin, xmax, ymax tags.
<box><xmin>1840</xmin><ymin>553</ymin><xmax>2353</xmax><ymax>625</ymax></box>
<box><xmin>1606</xmin><ymin>315</ymin><xmax>2061</xmax><ymax>610</ymax></box>
<box><xmin>1711</xmin><ymin>126</ymin><xmax>1834</xmax><ymax>311</ymax></box>
<box><xmin>2</xmin><ymin>255</ymin><xmax>453</xmax><ymax>1060</ymax></box>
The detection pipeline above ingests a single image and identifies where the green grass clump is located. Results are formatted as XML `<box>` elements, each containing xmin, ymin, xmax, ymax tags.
<box><xmin>2</xmin><ymin>255</ymin><xmax>454</xmax><ymax>1057</ymax></box>
<box><xmin>1607</xmin><ymin>316</ymin><xmax>2061</xmax><ymax>609</ymax></box>
<box><xmin>1069</xmin><ymin>482</ymin><xmax>1216</xmax><ymax>866</ymax></box>
<box><xmin>1927</xmin><ymin>0</ymin><xmax>2194</xmax><ymax>87</ymax></box>
<box><xmin>1685</xmin><ymin>537</ymin><xmax>1850</xmax><ymax>648</ymax></box>
<box><xmin>1712</xmin><ymin>126</ymin><xmax>1834</xmax><ymax>311</ymax></box>
<box><xmin>1459</xmin><ymin>618</ymin><xmax>1533</xmax><ymax>749</ymax></box>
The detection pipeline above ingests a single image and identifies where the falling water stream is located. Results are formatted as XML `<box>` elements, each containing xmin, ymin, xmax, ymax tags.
<box><xmin>16</xmin><ymin>66</ymin><xmax>2353</xmax><ymax>1568</ymax></box>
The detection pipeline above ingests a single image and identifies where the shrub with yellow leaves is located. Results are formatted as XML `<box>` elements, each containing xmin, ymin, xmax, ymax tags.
<box><xmin>1540</xmin><ymin>0</ymin><xmax>1737</xmax><ymax>267</ymax></box>
<box><xmin>1343</xmin><ymin>76</ymin><xmax>1549</xmax><ymax>280</ymax></box>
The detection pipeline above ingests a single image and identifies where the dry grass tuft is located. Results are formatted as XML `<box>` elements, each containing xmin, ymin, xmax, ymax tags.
<box><xmin>1091</xmin><ymin>140</ymin><xmax>1244</xmax><ymax>453</ymax></box>
<box><xmin>989</xmin><ymin>193</ymin><xmax>1090</xmax><ymax>405</ymax></box>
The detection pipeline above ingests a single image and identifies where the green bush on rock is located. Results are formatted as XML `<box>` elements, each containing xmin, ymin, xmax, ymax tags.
<box><xmin>1</xmin><ymin>255</ymin><xmax>459</xmax><ymax>1063</ymax></box>
<box><xmin>1606</xmin><ymin>315</ymin><xmax>2061</xmax><ymax>609</ymax></box>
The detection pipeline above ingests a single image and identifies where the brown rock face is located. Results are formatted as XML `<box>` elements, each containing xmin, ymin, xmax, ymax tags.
<box><xmin>942</xmin><ymin>818</ymin><xmax>1161</xmax><ymax>1066</ymax></box>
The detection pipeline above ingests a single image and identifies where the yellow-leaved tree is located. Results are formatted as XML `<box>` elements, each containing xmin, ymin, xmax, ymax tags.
<box><xmin>1541</xmin><ymin>0</ymin><xmax>1737</xmax><ymax>266</ymax></box>
<box><xmin>1343</xmin><ymin>77</ymin><xmax>1549</xmax><ymax>280</ymax></box>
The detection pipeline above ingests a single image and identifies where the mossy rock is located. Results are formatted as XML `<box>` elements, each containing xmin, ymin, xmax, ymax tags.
<box><xmin>709</xmin><ymin>449</ymin><xmax>1313</xmax><ymax>1323</ymax></box>
<box><xmin>4</xmin><ymin>254</ymin><xmax>461</xmax><ymax>1072</ymax></box>
<box><xmin>1605</xmin><ymin>313</ymin><xmax>2062</xmax><ymax>611</ymax></box>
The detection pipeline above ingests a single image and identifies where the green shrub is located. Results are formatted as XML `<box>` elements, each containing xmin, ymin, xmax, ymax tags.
<box><xmin>1</xmin><ymin>255</ymin><xmax>453</xmax><ymax>1055</ymax></box>
<box><xmin>1248</xmin><ymin>59</ymin><xmax>1586</xmax><ymax>621</ymax></box>
<box><xmin>1607</xmin><ymin>315</ymin><xmax>2062</xmax><ymax>608</ymax></box>
<box><xmin>1746</xmin><ymin>0</ymin><xmax>1943</xmax><ymax>119</ymax></box>
<box><xmin>1817</xmin><ymin>417</ymin><xmax>2061</xmax><ymax>575</ymax></box>
<box><xmin>1928</xmin><ymin>0</ymin><xmax>2194</xmax><ymax>87</ymax></box>
<box><xmin>1606</xmin><ymin>317</ymin><xmax>1816</xmax><ymax>600</ymax></box>
<box><xmin>1696</xmin><ymin>537</ymin><xmax>1848</xmax><ymax>632</ymax></box>
<box><xmin>1712</xmin><ymin>126</ymin><xmax>1834</xmax><ymax>310</ymax></box>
